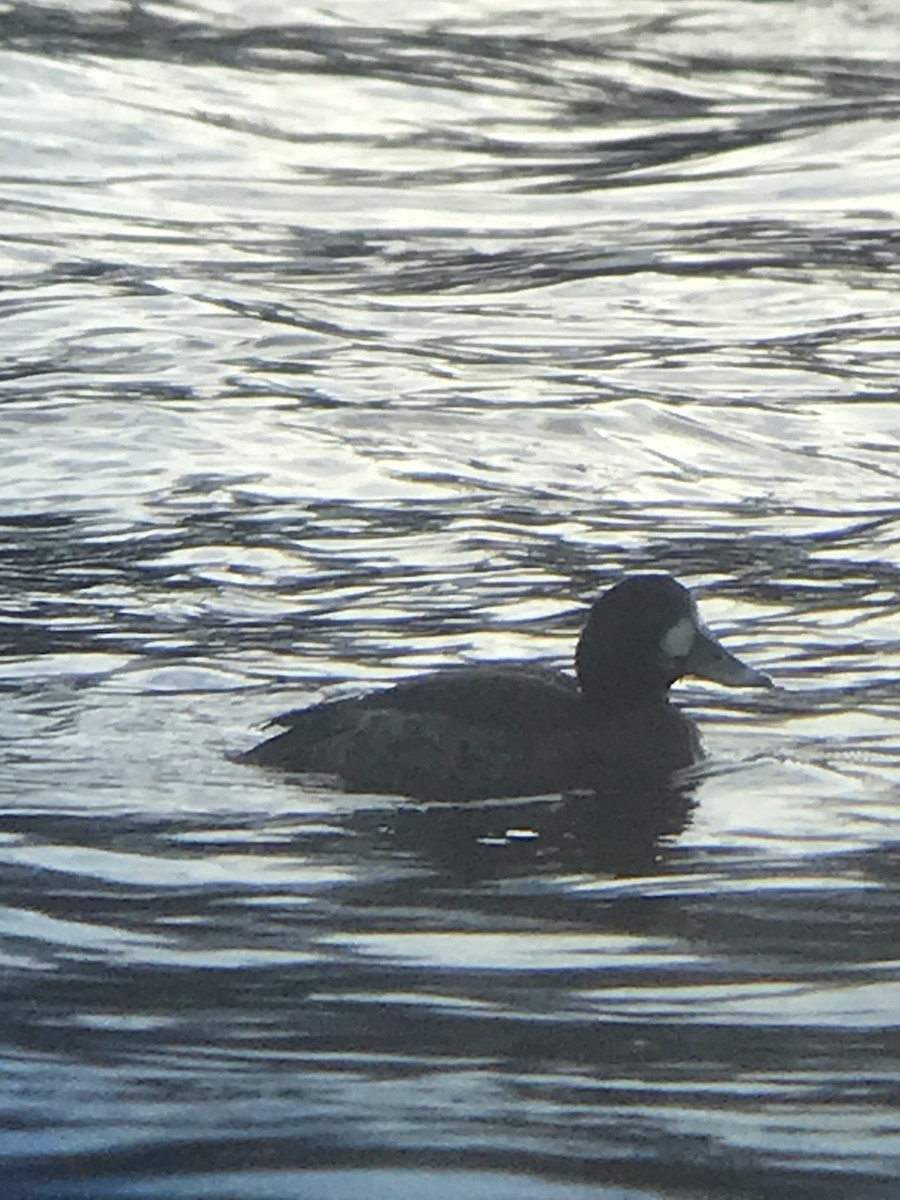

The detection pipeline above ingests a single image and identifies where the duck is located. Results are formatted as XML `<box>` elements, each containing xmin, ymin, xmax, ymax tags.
<box><xmin>240</xmin><ymin>574</ymin><xmax>772</xmax><ymax>801</ymax></box>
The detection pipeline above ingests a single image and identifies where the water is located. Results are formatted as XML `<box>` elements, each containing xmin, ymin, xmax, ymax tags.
<box><xmin>2</xmin><ymin>2</ymin><xmax>899</xmax><ymax>1197</ymax></box>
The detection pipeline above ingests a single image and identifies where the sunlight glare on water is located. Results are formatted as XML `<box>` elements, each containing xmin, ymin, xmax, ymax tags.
<box><xmin>1</xmin><ymin>1</ymin><xmax>899</xmax><ymax>1197</ymax></box>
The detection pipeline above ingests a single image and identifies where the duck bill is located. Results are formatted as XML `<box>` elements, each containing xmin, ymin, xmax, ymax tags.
<box><xmin>685</xmin><ymin>627</ymin><xmax>773</xmax><ymax>688</ymax></box>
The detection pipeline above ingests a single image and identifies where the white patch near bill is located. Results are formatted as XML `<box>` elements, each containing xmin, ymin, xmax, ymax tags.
<box><xmin>661</xmin><ymin>616</ymin><xmax>696</xmax><ymax>659</ymax></box>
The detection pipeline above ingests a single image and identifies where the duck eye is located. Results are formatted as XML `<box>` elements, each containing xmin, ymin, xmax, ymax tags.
<box><xmin>661</xmin><ymin>617</ymin><xmax>695</xmax><ymax>660</ymax></box>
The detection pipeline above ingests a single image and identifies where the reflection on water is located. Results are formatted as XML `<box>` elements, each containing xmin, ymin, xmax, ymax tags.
<box><xmin>1</xmin><ymin>1</ymin><xmax>899</xmax><ymax>1197</ymax></box>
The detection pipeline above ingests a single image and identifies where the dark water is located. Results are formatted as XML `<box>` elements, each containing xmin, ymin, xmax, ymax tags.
<box><xmin>1</xmin><ymin>2</ymin><xmax>899</xmax><ymax>1197</ymax></box>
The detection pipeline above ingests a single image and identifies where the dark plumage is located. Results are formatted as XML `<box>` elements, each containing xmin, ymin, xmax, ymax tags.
<box><xmin>240</xmin><ymin>574</ymin><xmax>771</xmax><ymax>801</ymax></box>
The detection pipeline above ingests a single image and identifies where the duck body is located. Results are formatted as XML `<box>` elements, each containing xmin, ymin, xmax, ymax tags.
<box><xmin>241</xmin><ymin>575</ymin><xmax>771</xmax><ymax>801</ymax></box>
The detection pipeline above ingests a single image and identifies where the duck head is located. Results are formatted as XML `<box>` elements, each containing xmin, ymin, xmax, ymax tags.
<box><xmin>575</xmin><ymin>574</ymin><xmax>772</xmax><ymax>708</ymax></box>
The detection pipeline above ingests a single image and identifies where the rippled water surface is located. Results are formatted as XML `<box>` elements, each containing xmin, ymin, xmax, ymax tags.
<box><xmin>2</xmin><ymin>1</ymin><xmax>899</xmax><ymax>1197</ymax></box>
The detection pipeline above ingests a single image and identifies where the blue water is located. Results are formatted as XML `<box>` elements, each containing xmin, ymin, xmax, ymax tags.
<box><xmin>1</xmin><ymin>2</ymin><xmax>899</xmax><ymax>1197</ymax></box>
